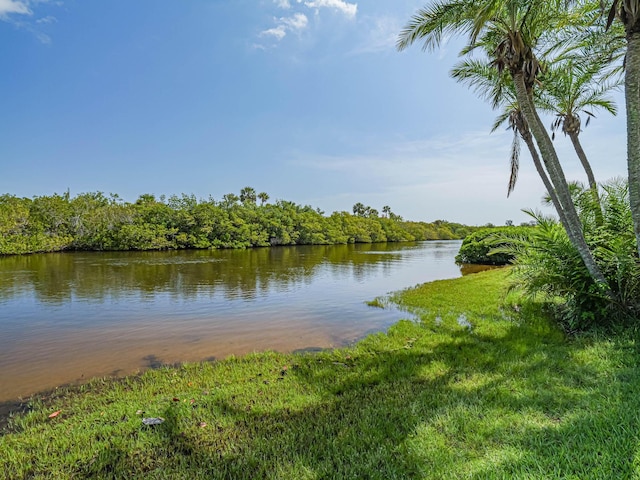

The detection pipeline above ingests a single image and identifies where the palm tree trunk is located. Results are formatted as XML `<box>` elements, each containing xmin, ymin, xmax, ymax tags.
<box><xmin>626</xmin><ymin>32</ymin><xmax>640</xmax><ymax>258</ymax></box>
<box><xmin>521</xmin><ymin>129</ymin><xmax>573</xmax><ymax>233</ymax></box>
<box><xmin>512</xmin><ymin>72</ymin><xmax>610</xmax><ymax>289</ymax></box>
<box><xmin>568</xmin><ymin>132</ymin><xmax>598</xmax><ymax>191</ymax></box>
<box><xmin>568</xmin><ymin>131</ymin><xmax>604</xmax><ymax>225</ymax></box>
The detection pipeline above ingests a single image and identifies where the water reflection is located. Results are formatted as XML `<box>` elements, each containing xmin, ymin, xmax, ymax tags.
<box><xmin>0</xmin><ymin>241</ymin><xmax>463</xmax><ymax>401</ymax></box>
<box><xmin>0</xmin><ymin>244</ymin><xmax>420</xmax><ymax>304</ymax></box>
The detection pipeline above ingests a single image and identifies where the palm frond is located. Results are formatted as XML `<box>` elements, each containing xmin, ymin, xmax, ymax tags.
<box><xmin>450</xmin><ymin>57</ymin><xmax>515</xmax><ymax>108</ymax></box>
<box><xmin>397</xmin><ymin>1</ymin><xmax>475</xmax><ymax>52</ymax></box>
<box><xmin>491</xmin><ymin>110</ymin><xmax>511</xmax><ymax>132</ymax></box>
<box><xmin>507</xmin><ymin>130</ymin><xmax>521</xmax><ymax>197</ymax></box>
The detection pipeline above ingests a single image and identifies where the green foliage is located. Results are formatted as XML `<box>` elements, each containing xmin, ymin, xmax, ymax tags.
<box><xmin>0</xmin><ymin>190</ymin><xmax>477</xmax><ymax>255</ymax></box>
<box><xmin>456</xmin><ymin>226</ymin><xmax>534</xmax><ymax>265</ymax></box>
<box><xmin>0</xmin><ymin>194</ymin><xmax>73</xmax><ymax>254</ymax></box>
<box><xmin>508</xmin><ymin>180</ymin><xmax>640</xmax><ymax>331</ymax></box>
<box><xmin>401</xmin><ymin>219</ymin><xmax>473</xmax><ymax>241</ymax></box>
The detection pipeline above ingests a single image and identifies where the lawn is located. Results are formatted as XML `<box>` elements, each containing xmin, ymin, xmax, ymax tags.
<box><xmin>2</xmin><ymin>268</ymin><xmax>640</xmax><ymax>479</ymax></box>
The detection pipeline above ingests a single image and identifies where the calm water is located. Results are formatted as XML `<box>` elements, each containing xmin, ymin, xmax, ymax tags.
<box><xmin>0</xmin><ymin>241</ymin><xmax>463</xmax><ymax>401</ymax></box>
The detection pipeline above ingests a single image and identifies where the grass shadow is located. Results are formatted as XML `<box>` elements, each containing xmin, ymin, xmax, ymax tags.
<box><xmin>119</xmin><ymin>316</ymin><xmax>640</xmax><ymax>478</ymax></box>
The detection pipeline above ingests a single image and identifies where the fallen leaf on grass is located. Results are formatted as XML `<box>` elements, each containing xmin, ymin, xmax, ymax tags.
<box><xmin>48</xmin><ymin>410</ymin><xmax>61</xmax><ymax>419</ymax></box>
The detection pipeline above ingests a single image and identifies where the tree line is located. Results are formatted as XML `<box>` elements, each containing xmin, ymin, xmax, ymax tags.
<box><xmin>0</xmin><ymin>188</ymin><xmax>475</xmax><ymax>255</ymax></box>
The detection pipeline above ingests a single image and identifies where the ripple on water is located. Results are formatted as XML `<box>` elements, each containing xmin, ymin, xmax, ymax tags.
<box><xmin>0</xmin><ymin>241</ymin><xmax>464</xmax><ymax>401</ymax></box>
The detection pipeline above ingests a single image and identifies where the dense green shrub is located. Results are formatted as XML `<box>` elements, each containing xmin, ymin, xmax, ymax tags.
<box><xmin>455</xmin><ymin>226</ymin><xmax>533</xmax><ymax>265</ymax></box>
<box><xmin>509</xmin><ymin>180</ymin><xmax>640</xmax><ymax>331</ymax></box>
<box><xmin>0</xmin><ymin>190</ymin><xmax>479</xmax><ymax>255</ymax></box>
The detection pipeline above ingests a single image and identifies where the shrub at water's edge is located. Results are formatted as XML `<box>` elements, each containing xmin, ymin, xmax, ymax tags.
<box><xmin>455</xmin><ymin>226</ymin><xmax>534</xmax><ymax>265</ymax></box>
<box><xmin>454</xmin><ymin>181</ymin><xmax>639</xmax><ymax>332</ymax></box>
<box><xmin>508</xmin><ymin>180</ymin><xmax>640</xmax><ymax>331</ymax></box>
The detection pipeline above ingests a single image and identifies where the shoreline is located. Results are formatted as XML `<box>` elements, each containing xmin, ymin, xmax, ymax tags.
<box><xmin>4</xmin><ymin>269</ymin><xmax>638</xmax><ymax>478</ymax></box>
<box><xmin>0</xmin><ymin>269</ymin><xmax>497</xmax><ymax>428</ymax></box>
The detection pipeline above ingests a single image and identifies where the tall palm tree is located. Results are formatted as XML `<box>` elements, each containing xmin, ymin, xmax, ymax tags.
<box><xmin>451</xmin><ymin>57</ymin><xmax>571</xmax><ymax>231</ymax></box>
<box><xmin>352</xmin><ymin>202</ymin><xmax>366</xmax><ymax>216</ymax></box>
<box><xmin>398</xmin><ymin>0</ymin><xmax>610</xmax><ymax>287</ymax></box>
<box><xmin>537</xmin><ymin>58</ymin><xmax>621</xmax><ymax>219</ymax></box>
<box><xmin>258</xmin><ymin>192</ymin><xmax>270</xmax><ymax>206</ymax></box>
<box><xmin>604</xmin><ymin>0</ymin><xmax>640</xmax><ymax>256</ymax></box>
<box><xmin>239</xmin><ymin>187</ymin><xmax>257</xmax><ymax>205</ymax></box>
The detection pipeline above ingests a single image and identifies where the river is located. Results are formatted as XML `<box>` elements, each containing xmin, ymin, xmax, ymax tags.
<box><xmin>0</xmin><ymin>240</ymin><xmax>465</xmax><ymax>401</ymax></box>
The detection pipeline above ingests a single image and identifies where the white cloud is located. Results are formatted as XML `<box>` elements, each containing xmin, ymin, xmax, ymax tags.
<box><xmin>36</xmin><ymin>14</ymin><xmax>56</xmax><ymax>24</ymax></box>
<box><xmin>304</xmin><ymin>0</ymin><xmax>357</xmax><ymax>19</ymax></box>
<box><xmin>349</xmin><ymin>15</ymin><xmax>400</xmax><ymax>55</ymax></box>
<box><xmin>281</xmin><ymin>12</ymin><xmax>308</xmax><ymax>30</ymax></box>
<box><xmin>287</xmin><ymin>123</ymin><xmax>629</xmax><ymax>224</ymax></box>
<box><xmin>274</xmin><ymin>0</ymin><xmax>291</xmax><ymax>8</ymax></box>
<box><xmin>260</xmin><ymin>12</ymin><xmax>308</xmax><ymax>42</ymax></box>
<box><xmin>287</xmin><ymin>131</ymin><xmax>562</xmax><ymax>224</ymax></box>
<box><xmin>294</xmin><ymin>132</ymin><xmax>512</xmax><ymax>184</ymax></box>
<box><xmin>258</xmin><ymin>0</ymin><xmax>356</xmax><ymax>48</ymax></box>
<box><xmin>34</xmin><ymin>30</ymin><xmax>49</xmax><ymax>43</ymax></box>
<box><xmin>1</xmin><ymin>0</ymin><xmax>61</xmax><ymax>44</ymax></box>
<box><xmin>0</xmin><ymin>0</ymin><xmax>31</xmax><ymax>18</ymax></box>
<box><xmin>261</xmin><ymin>25</ymin><xmax>287</xmax><ymax>40</ymax></box>
<box><xmin>0</xmin><ymin>0</ymin><xmax>62</xmax><ymax>19</ymax></box>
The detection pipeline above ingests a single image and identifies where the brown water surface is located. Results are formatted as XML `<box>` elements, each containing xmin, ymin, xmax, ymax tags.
<box><xmin>0</xmin><ymin>241</ymin><xmax>464</xmax><ymax>401</ymax></box>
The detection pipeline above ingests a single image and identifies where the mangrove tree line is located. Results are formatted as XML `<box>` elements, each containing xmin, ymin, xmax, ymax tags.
<box><xmin>0</xmin><ymin>189</ymin><xmax>475</xmax><ymax>255</ymax></box>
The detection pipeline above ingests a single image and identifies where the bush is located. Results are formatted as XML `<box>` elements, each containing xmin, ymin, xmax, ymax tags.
<box><xmin>508</xmin><ymin>180</ymin><xmax>640</xmax><ymax>332</ymax></box>
<box><xmin>455</xmin><ymin>226</ymin><xmax>533</xmax><ymax>265</ymax></box>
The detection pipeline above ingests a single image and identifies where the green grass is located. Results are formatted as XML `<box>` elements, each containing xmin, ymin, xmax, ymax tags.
<box><xmin>2</xmin><ymin>269</ymin><xmax>640</xmax><ymax>479</ymax></box>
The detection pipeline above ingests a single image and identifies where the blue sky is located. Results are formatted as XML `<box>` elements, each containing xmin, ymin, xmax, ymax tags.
<box><xmin>0</xmin><ymin>0</ymin><xmax>627</xmax><ymax>225</ymax></box>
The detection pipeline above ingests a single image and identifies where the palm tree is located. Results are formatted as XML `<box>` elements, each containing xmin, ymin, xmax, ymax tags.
<box><xmin>451</xmin><ymin>57</ymin><xmax>572</xmax><ymax>232</ymax></box>
<box><xmin>258</xmin><ymin>192</ymin><xmax>270</xmax><ymax>206</ymax></box>
<box><xmin>239</xmin><ymin>187</ymin><xmax>257</xmax><ymax>205</ymax></box>
<box><xmin>398</xmin><ymin>0</ymin><xmax>610</xmax><ymax>287</ymax></box>
<box><xmin>537</xmin><ymin>58</ymin><xmax>621</xmax><ymax>220</ymax></box>
<box><xmin>604</xmin><ymin>0</ymin><xmax>640</xmax><ymax>256</ymax></box>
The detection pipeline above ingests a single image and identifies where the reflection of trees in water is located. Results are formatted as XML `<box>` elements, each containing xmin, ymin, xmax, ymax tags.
<box><xmin>0</xmin><ymin>243</ymin><xmax>420</xmax><ymax>304</ymax></box>
<box><xmin>430</xmin><ymin>242</ymin><xmax>463</xmax><ymax>260</ymax></box>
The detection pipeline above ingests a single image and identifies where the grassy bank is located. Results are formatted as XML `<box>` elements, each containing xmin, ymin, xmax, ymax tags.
<box><xmin>2</xmin><ymin>269</ymin><xmax>640</xmax><ymax>478</ymax></box>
